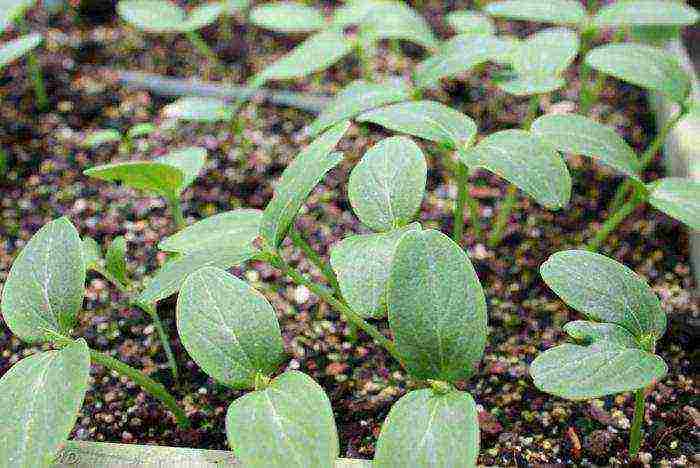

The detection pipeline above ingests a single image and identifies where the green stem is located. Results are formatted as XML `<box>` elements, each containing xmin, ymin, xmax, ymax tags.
<box><xmin>185</xmin><ymin>31</ymin><xmax>222</xmax><ymax>75</ymax></box>
<box><xmin>26</xmin><ymin>50</ymin><xmax>48</xmax><ymax>111</ymax></box>
<box><xmin>629</xmin><ymin>387</ymin><xmax>647</xmax><ymax>458</ymax></box>
<box><xmin>89</xmin><ymin>349</ymin><xmax>190</xmax><ymax>428</ymax></box>
<box><xmin>586</xmin><ymin>187</ymin><xmax>645</xmax><ymax>252</ymax></box>
<box><xmin>289</xmin><ymin>228</ymin><xmax>342</xmax><ymax>297</ymax></box>
<box><xmin>140</xmin><ymin>302</ymin><xmax>179</xmax><ymax>381</ymax></box>
<box><xmin>453</xmin><ymin>161</ymin><xmax>481</xmax><ymax>242</ymax></box>
<box><xmin>167</xmin><ymin>196</ymin><xmax>187</xmax><ymax>231</ymax></box>
<box><xmin>95</xmin><ymin>266</ymin><xmax>129</xmax><ymax>294</ymax></box>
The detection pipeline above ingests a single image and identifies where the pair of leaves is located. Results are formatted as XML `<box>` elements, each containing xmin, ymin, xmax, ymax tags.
<box><xmin>117</xmin><ymin>0</ymin><xmax>223</xmax><ymax>33</ymax></box>
<box><xmin>531</xmin><ymin>250</ymin><xmax>668</xmax><ymax>399</ymax></box>
<box><xmin>83</xmin><ymin>236</ymin><xmax>129</xmax><ymax>286</ymax></box>
<box><xmin>0</xmin><ymin>33</ymin><xmax>42</xmax><ymax>69</ymax></box>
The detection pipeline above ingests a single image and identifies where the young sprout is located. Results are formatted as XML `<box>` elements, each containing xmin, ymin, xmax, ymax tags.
<box><xmin>531</xmin><ymin>250</ymin><xmax>668</xmax><ymax>459</ymax></box>
<box><xmin>82</xmin><ymin>123</ymin><xmax>156</xmax><ymax>153</ymax></box>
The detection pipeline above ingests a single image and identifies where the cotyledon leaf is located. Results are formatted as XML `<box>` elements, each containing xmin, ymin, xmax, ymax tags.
<box><xmin>159</xmin><ymin>209</ymin><xmax>262</xmax><ymax>254</ymax></box>
<box><xmin>260</xmin><ymin>121</ymin><xmax>349</xmax><ymax>248</ymax></box>
<box><xmin>82</xmin><ymin>129</ymin><xmax>122</xmax><ymax>148</ymax></box>
<box><xmin>226</xmin><ymin>370</ymin><xmax>339</xmax><ymax>468</ymax></box>
<box><xmin>105</xmin><ymin>236</ymin><xmax>128</xmax><ymax>286</ymax></box>
<box><xmin>347</xmin><ymin>136</ymin><xmax>427</xmax><ymax>232</ymax></box>
<box><xmin>446</xmin><ymin>10</ymin><xmax>495</xmax><ymax>36</ymax></box>
<box><xmin>357</xmin><ymin>1</ymin><xmax>438</xmax><ymax>51</ymax></box>
<box><xmin>373</xmin><ymin>389</ymin><xmax>479</xmax><ymax>468</ymax></box>
<box><xmin>117</xmin><ymin>0</ymin><xmax>186</xmax><ymax>32</ymax></box>
<box><xmin>388</xmin><ymin>230</ymin><xmax>487</xmax><ymax>382</ymax></box>
<box><xmin>540</xmin><ymin>250</ymin><xmax>667</xmax><ymax>338</ymax></box>
<box><xmin>585</xmin><ymin>43</ymin><xmax>691</xmax><ymax>104</ymax></box>
<box><xmin>330</xmin><ymin>0</ymin><xmax>394</xmax><ymax>28</ymax></box>
<box><xmin>307</xmin><ymin>79</ymin><xmax>413</xmax><ymax>137</ymax></box>
<box><xmin>593</xmin><ymin>0</ymin><xmax>699</xmax><ymax>27</ymax></box>
<box><xmin>250</xmin><ymin>2</ymin><xmax>326</xmax><ymax>33</ymax></box>
<box><xmin>81</xmin><ymin>237</ymin><xmax>102</xmax><ymax>271</ymax></box>
<box><xmin>563</xmin><ymin>320</ymin><xmax>639</xmax><ymax>349</ymax></box>
<box><xmin>0</xmin><ymin>33</ymin><xmax>42</xmax><ymax>68</ymax></box>
<box><xmin>484</xmin><ymin>0</ymin><xmax>588</xmax><ymax>26</ymax></box>
<box><xmin>1</xmin><ymin>217</ymin><xmax>85</xmax><ymax>343</ymax></box>
<box><xmin>0</xmin><ymin>339</ymin><xmax>90</xmax><ymax>468</ymax></box>
<box><xmin>459</xmin><ymin>129</ymin><xmax>572</xmax><ymax>209</ymax></box>
<box><xmin>155</xmin><ymin>146</ymin><xmax>207</xmax><ymax>193</ymax></box>
<box><xmin>356</xmin><ymin>100</ymin><xmax>477</xmax><ymax>150</ymax></box>
<box><xmin>330</xmin><ymin>224</ymin><xmax>420</xmax><ymax>319</ymax></box>
<box><xmin>83</xmin><ymin>161</ymin><xmax>185</xmax><ymax>199</ymax></box>
<box><xmin>180</xmin><ymin>2</ymin><xmax>224</xmax><ymax>31</ymax></box>
<box><xmin>647</xmin><ymin>177</ymin><xmax>700</xmax><ymax>231</ymax></box>
<box><xmin>177</xmin><ymin>267</ymin><xmax>284</xmax><ymax>389</ymax></box>
<box><xmin>531</xmin><ymin>114</ymin><xmax>640</xmax><ymax>178</ymax></box>
<box><xmin>162</xmin><ymin>97</ymin><xmax>233</xmax><ymax>122</ymax></box>
<box><xmin>530</xmin><ymin>341</ymin><xmax>667</xmax><ymax>400</ymax></box>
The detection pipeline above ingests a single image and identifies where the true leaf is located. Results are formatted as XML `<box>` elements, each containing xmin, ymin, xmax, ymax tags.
<box><xmin>460</xmin><ymin>129</ymin><xmax>572</xmax><ymax>209</ymax></box>
<box><xmin>307</xmin><ymin>79</ymin><xmax>412</xmax><ymax>137</ymax></box>
<box><xmin>81</xmin><ymin>237</ymin><xmax>102</xmax><ymax>271</ymax></box>
<box><xmin>585</xmin><ymin>43</ymin><xmax>691</xmax><ymax>104</ymax></box>
<box><xmin>260</xmin><ymin>121</ymin><xmax>349</xmax><ymax>248</ymax></box>
<box><xmin>177</xmin><ymin>267</ymin><xmax>284</xmax><ymax>389</ymax></box>
<box><xmin>180</xmin><ymin>2</ymin><xmax>223</xmax><ymax>31</ymax></box>
<box><xmin>593</xmin><ymin>0</ymin><xmax>699</xmax><ymax>27</ymax></box>
<box><xmin>117</xmin><ymin>0</ymin><xmax>186</xmax><ymax>32</ymax></box>
<box><xmin>162</xmin><ymin>97</ymin><xmax>233</xmax><ymax>122</ymax></box>
<box><xmin>356</xmin><ymin>100</ymin><xmax>477</xmax><ymax>150</ymax></box>
<box><xmin>647</xmin><ymin>177</ymin><xmax>700</xmax><ymax>231</ymax></box>
<box><xmin>358</xmin><ymin>2</ymin><xmax>438</xmax><ymax>51</ymax></box>
<box><xmin>226</xmin><ymin>370</ymin><xmax>339</xmax><ymax>468</ymax></box>
<box><xmin>347</xmin><ymin>136</ymin><xmax>427</xmax><ymax>232</ymax></box>
<box><xmin>531</xmin><ymin>114</ymin><xmax>640</xmax><ymax>178</ymax></box>
<box><xmin>484</xmin><ymin>0</ymin><xmax>588</xmax><ymax>26</ymax></box>
<box><xmin>84</xmin><ymin>161</ymin><xmax>186</xmax><ymax>200</ymax></box>
<box><xmin>82</xmin><ymin>129</ymin><xmax>122</xmax><ymax>148</ymax></box>
<box><xmin>0</xmin><ymin>33</ymin><xmax>42</xmax><ymax>68</ymax></box>
<box><xmin>105</xmin><ymin>236</ymin><xmax>128</xmax><ymax>286</ymax></box>
<box><xmin>250</xmin><ymin>2</ymin><xmax>325</xmax><ymax>33</ymax></box>
<box><xmin>1</xmin><ymin>217</ymin><xmax>85</xmax><ymax>343</ymax></box>
<box><xmin>159</xmin><ymin>209</ymin><xmax>262</xmax><ymax>254</ymax></box>
<box><xmin>540</xmin><ymin>250</ymin><xmax>667</xmax><ymax>338</ymax></box>
<box><xmin>563</xmin><ymin>320</ymin><xmax>638</xmax><ymax>348</ymax></box>
<box><xmin>373</xmin><ymin>389</ymin><xmax>479</xmax><ymax>468</ymax></box>
<box><xmin>0</xmin><ymin>339</ymin><xmax>90</xmax><ymax>468</ymax></box>
<box><xmin>446</xmin><ymin>11</ymin><xmax>495</xmax><ymax>36</ymax></box>
<box><xmin>330</xmin><ymin>224</ymin><xmax>420</xmax><ymax>319</ymax></box>
<box><xmin>530</xmin><ymin>341</ymin><xmax>667</xmax><ymax>399</ymax></box>
<box><xmin>155</xmin><ymin>146</ymin><xmax>207</xmax><ymax>192</ymax></box>
<box><xmin>388</xmin><ymin>229</ymin><xmax>487</xmax><ymax>382</ymax></box>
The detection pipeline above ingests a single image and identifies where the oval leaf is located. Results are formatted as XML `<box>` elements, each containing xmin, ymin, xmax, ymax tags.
<box><xmin>0</xmin><ymin>33</ymin><xmax>42</xmax><ymax>68</ymax></box>
<box><xmin>82</xmin><ymin>129</ymin><xmax>122</xmax><ymax>148</ymax></box>
<box><xmin>531</xmin><ymin>114</ymin><xmax>640</xmax><ymax>178</ymax></box>
<box><xmin>356</xmin><ymin>100</ymin><xmax>477</xmax><ymax>150</ymax></box>
<box><xmin>84</xmin><ymin>161</ymin><xmax>185</xmax><ymax>199</ymax></box>
<box><xmin>586</xmin><ymin>43</ymin><xmax>691</xmax><ymax>104</ymax></box>
<box><xmin>1</xmin><ymin>217</ymin><xmax>85</xmax><ymax>343</ymax></box>
<box><xmin>177</xmin><ymin>267</ymin><xmax>284</xmax><ymax>388</ymax></box>
<box><xmin>226</xmin><ymin>370</ymin><xmax>339</xmax><ymax>468</ymax></box>
<box><xmin>181</xmin><ymin>2</ymin><xmax>223</xmax><ymax>31</ymax></box>
<box><xmin>460</xmin><ymin>129</ymin><xmax>572</xmax><ymax>209</ymax></box>
<box><xmin>330</xmin><ymin>224</ymin><xmax>420</xmax><ymax>319</ymax></box>
<box><xmin>156</xmin><ymin>146</ymin><xmax>207</xmax><ymax>193</ymax></box>
<box><xmin>308</xmin><ymin>79</ymin><xmax>413</xmax><ymax>137</ymax></box>
<box><xmin>261</xmin><ymin>121</ymin><xmax>349</xmax><ymax>248</ymax></box>
<box><xmin>162</xmin><ymin>97</ymin><xmax>233</xmax><ymax>122</ymax></box>
<box><xmin>530</xmin><ymin>341</ymin><xmax>667</xmax><ymax>399</ymax></box>
<box><xmin>117</xmin><ymin>0</ymin><xmax>186</xmax><ymax>32</ymax></box>
<box><xmin>484</xmin><ymin>0</ymin><xmax>588</xmax><ymax>26</ymax></box>
<box><xmin>563</xmin><ymin>320</ymin><xmax>638</xmax><ymax>348</ymax></box>
<box><xmin>358</xmin><ymin>2</ymin><xmax>438</xmax><ymax>51</ymax></box>
<box><xmin>446</xmin><ymin>11</ymin><xmax>495</xmax><ymax>36</ymax></box>
<box><xmin>82</xmin><ymin>237</ymin><xmax>102</xmax><ymax>271</ymax></box>
<box><xmin>540</xmin><ymin>250</ymin><xmax>667</xmax><ymax>338</ymax></box>
<box><xmin>647</xmin><ymin>177</ymin><xmax>700</xmax><ymax>230</ymax></box>
<box><xmin>594</xmin><ymin>0</ymin><xmax>699</xmax><ymax>27</ymax></box>
<box><xmin>388</xmin><ymin>229</ymin><xmax>487</xmax><ymax>382</ymax></box>
<box><xmin>0</xmin><ymin>339</ymin><xmax>90</xmax><ymax>467</ymax></box>
<box><xmin>330</xmin><ymin>0</ymin><xmax>394</xmax><ymax>28</ymax></box>
<box><xmin>105</xmin><ymin>236</ymin><xmax>128</xmax><ymax>286</ymax></box>
<box><xmin>374</xmin><ymin>389</ymin><xmax>479</xmax><ymax>468</ymax></box>
<box><xmin>250</xmin><ymin>2</ymin><xmax>325</xmax><ymax>33</ymax></box>
<box><xmin>348</xmin><ymin>136</ymin><xmax>427</xmax><ymax>232</ymax></box>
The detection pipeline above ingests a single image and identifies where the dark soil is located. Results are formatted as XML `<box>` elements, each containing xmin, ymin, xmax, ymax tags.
<box><xmin>1</xmin><ymin>1</ymin><xmax>698</xmax><ymax>466</ymax></box>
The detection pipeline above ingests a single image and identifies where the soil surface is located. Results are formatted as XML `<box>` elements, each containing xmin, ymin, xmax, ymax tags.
<box><xmin>1</xmin><ymin>1</ymin><xmax>698</xmax><ymax>467</ymax></box>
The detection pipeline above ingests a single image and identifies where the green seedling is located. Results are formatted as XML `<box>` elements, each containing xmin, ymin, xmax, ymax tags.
<box><xmin>82</xmin><ymin>123</ymin><xmax>157</xmax><ymax>153</ymax></box>
<box><xmin>0</xmin><ymin>218</ymin><xmax>190</xmax><ymax>467</ymax></box>
<box><xmin>531</xmin><ymin>250</ymin><xmax>669</xmax><ymax>459</ymax></box>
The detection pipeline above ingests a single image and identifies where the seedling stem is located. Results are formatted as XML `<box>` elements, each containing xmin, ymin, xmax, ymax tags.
<box><xmin>140</xmin><ymin>302</ymin><xmax>180</xmax><ymax>381</ymax></box>
<box><xmin>453</xmin><ymin>161</ymin><xmax>481</xmax><ymax>243</ymax></box>
<box><xmin>629</xmin><ymin>387</ymin><xmax>646</xmax><ymax>458</ymax></box>
<box><xmin>586</xmin><ymin>185</ymin><xmax>645</xmax><ymax>251</ymax></box>
<box><xmin>289</xmin><ymin>227</ymin><xmax>342</xmax><ymax>297</ymax></box>
<box><xmin>167</xmin><ymin>195</ymin><xmax>187</xmax><ymax>231</ymax></box>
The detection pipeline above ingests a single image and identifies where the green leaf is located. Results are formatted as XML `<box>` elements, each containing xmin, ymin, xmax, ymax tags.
<box><xmin>258</xmin><ymin>30</ymin><xmax>354</xmax><ymax>82</ymax></box>
<box><xmin>496</xmin><ymin>27</ymin><xmax>580</xmax><ymax>96</ymax></box>
<box><xmin>260</xmin><ymin>121</ymin><xmax>349</xmax><ymax>248</ymax></box>
<box><xmin>1</xmin><ymin>218</ymin><xmax>85</xmax><ymax>343</ymax></box>
<box><xmin>156</xmin><ymin>147</ymin><xmax>207</xmax><ymax>193</ymax></box>
<box><xmin>0</xmin><ymin>33</ymin><xmax>42</xmax><ymax>68</ymax></box>
<box><xmin>530</xmin><ymin>341</ymin><xmax>667</xmax><ymax>399</ymax></box>
<box><xmin>594</xmin><ymin>0</ymin><xmax>699</xmax><ymax>27</ymax></box>
<box><xmin>177</xmin><ymin>267</ymin><xmax>284</xmax><ymax>388</ymax></box>
<box><xmin>348</xmin><ymin>136</ymin><xmax>427</xmax><ymax>232</ymax></box>
<box><xmin>330</xmin><ymin>0</ymin><xmax>395</xmax><ymax>28</ymax></box>
<box><xmin>460</xmin><ymin>129</ymin><xmax>572</xmax><ymax>209</ymax></box>
<box><xmin>585</xmin><ymin>43</ymin><xmax>691</xmax><ymax>104</ymax></box>
<box><xmin>105</xmin><ymin>236</ymin><xmax>128</xmax><ymax>286</ymax></box>
<box><xmin>356</xmin><ymin>100</ymin><xmax>477</xmax><ymax>150</ymax></box>
<box><xmin>358</xmin><ymin>2</ymin><xmax>438</xmax><ymax>51</ymax></box>
<box><xmin>226</xmin><ymin>370</ymin><xmax>339</xmax><ymax>468</ymax></box>
<box><xmin>181</xmin><ymin>2</ymin><xmax>223</xmax><ymax>31</ymax></box>
<box><xmin>540</xmin><ymin>250</ymin><xmax>667</xmax><ymax>338</ymax></box>
<box><xmin>414</xmin><ymin>34</ymin><xmax>514</xmax><ymax>89</ymax></box>
<box><xmin>484</xmin><ymin>0</ymin><xmax>588</xmax><ymax>25</ymax></box>
<box><xmin>126</xmin><ymin>123</ymin><xmax>156</xmax><ymax>139</ymax></box>
<box><xmin>0</xmin><ymin>339</ymin><xmax>90</xmax><ymax>468</ymax></box>
<box><xmin>647</xmin><ymin>177</ymin><xmax>700</xmax><ymax>231</ymax></box>
<box><xmin>82</xmin><ymin>237</ymin><xmax>102</xmax><ymax>271</ymax></box>
<box><xmin>330</xmin><ymin>224</ymin><xmax>420</xmax><ymax>319</ymax></box>
<box><xmin>159</xmin><ymin>209</ymin><xmax>262</xmax><ymax>254</ymax></box>
<box><xmin>117</xmin><ymin>0</ymin><xmax>186</xmax><ymax>32</ymax></box>
<box><xmin>84</xmin><ymin>161</ymin><xmax>186</xmax><ymax>200</ymax></box>
<box><xmin>446</xmin><ymin>11</ymin><xmax>495</xmax><ymax>36</ymax></box>
<box><xmin>82</xmin><ymin>129</ymin><xmax>122</xmax><ymax>148</ymax></box>
<box><xmin>388</xmin><ymin>229</ymin><xmax>487</xmax><ymax>382</ymax></box>
<box><xmin>162</xmin><ymin>97</ymin><xmax>233</xmax><ymax>122</ymax></box>
<box><xmin>0</xmin><ymin>0</ymin><xmax>35</xmax><ymax>32</ymax></box>
<box><xmin>221</xmin><ymin>0</ymin><xmax>249</xmax><ymax>15</ymax></box>
<box><xmin>563</xmin><ymin>320</ymin><xmax>638</xmax><ymax>348</ymax></box>
<box><xmin>373</xmin><ymin>389</ymin><xmax>479</xmax><ymax>468</ymax></box>
<box><xmin>308</xmin><ymin>79</ymin><xmax>412</xmax><ymax>137</ymax></box>
<box><xmin>250</xmin><ymin>2</ymin><xmax>325</xmax><ymax>33</ymax></box>
<box><xmin>531</xmin><ymin>114</ymin><xmax>640</xmax><ymax>178</ymax></box>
